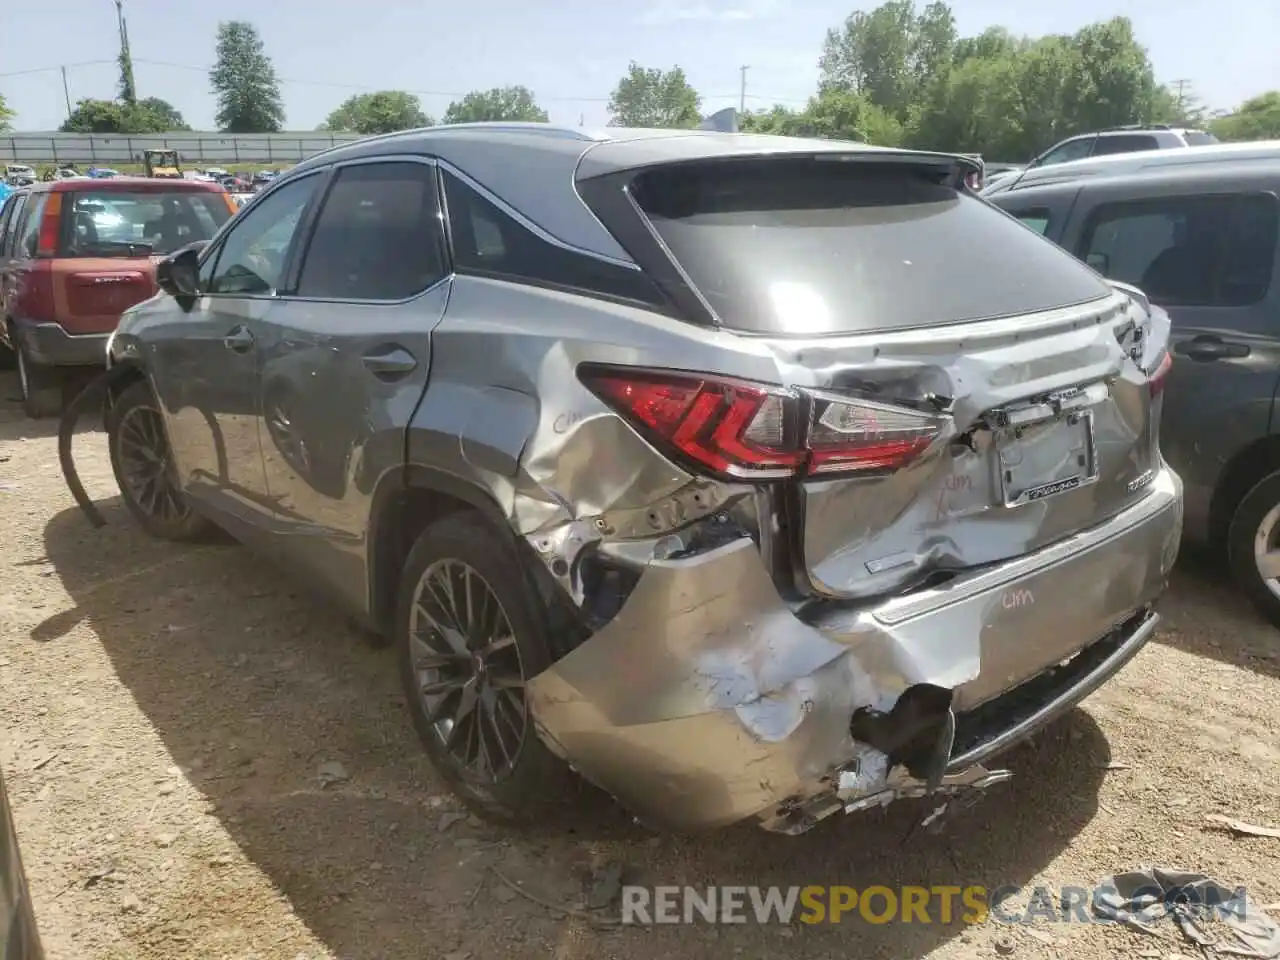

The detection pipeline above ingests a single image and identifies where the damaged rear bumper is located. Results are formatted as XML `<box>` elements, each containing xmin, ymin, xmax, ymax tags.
<box><xmin>526</xmin><ymin>468</ymin><xmax>1182</xmax><ymax>834</ymax></box>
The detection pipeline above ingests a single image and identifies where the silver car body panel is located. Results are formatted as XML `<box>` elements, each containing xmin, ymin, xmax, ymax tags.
<box><xmin>109</xmin><ymin>125</ymin><xmax>1182</xmax><ymax>833</ymax></box>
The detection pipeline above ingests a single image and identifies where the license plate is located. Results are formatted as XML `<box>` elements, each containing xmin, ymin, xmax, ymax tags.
<box><xmin>996</xmin><ymin>412</ymin><xmax>1097</xmax><ymax>507</ymax></box>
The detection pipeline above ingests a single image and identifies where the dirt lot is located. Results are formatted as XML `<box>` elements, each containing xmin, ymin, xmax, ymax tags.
<box><xmin>2</xmin><ymin>369</ymin><xmax>1278</xmax><ymax>960</ymax></box>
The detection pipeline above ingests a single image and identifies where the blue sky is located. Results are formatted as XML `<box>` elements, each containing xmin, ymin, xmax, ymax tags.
<box><xmin>1</xmin><ymin>0</ymin><xmax>1276</xmax><ymax>133</ymax></box>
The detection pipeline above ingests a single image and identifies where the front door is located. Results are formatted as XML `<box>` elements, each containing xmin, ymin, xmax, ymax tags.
<box><xmin>148</xmin><ymin>172</ymin><xmax>327</xmax><ymax>530</ymax></box>
<box><xmin>253</xmin><ymin>158</ymin><xmax>451</xmax><ymax>614</ymax></box>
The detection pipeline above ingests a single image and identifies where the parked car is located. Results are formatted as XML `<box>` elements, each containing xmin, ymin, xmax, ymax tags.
<box><xmin>1027</xmin><ymin>124</ymin><xmax>1215</xmax><ymax>173</ymax></box>
<box><xmin>95</xmin><ymin>124</ymin><xmax>1181</xmax><ymax>835</ymax></box>
<box><xmin>0</xmin><ymin>177</ymin><xmax>237</xmax><ymax>417</ymax></box>
<box><xmin>3</xmin><ymin>165</ymin><xmax>37</xmax><ymax>183</ymax></box>
<box><xmin>981</xmin><ymin>139</ymin><xmax>1280</xmax><ymax>199</ymax></box>
<box><xmin>1</xmin><ymin>763</ymin><xmax>46</xmax><ymax>959</ymax></box>
<box><xmin>988</xmin><ymin>158</ymin><xmax>1280</xmax><ymax>625</ymax></box>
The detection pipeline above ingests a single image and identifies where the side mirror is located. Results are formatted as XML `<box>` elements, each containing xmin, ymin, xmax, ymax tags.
<box><xmin>156</xmin><ymin>242</ymin><xmax>206</xmax><ymax>300</ymax></box>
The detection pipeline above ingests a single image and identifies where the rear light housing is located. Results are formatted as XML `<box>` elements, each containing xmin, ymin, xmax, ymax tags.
<box><xmin>578</xmin><ymin>365</ymin><xmax>945</xmax><ymax>482</ymax></box>
<box><xmin>36</xmin><ymin>193</ymin><xmax>62</xmax><ymax>257</ymax></box>
<box><xmin>1147</xmin><ymin>350</ymin><xmax>1173</xmax><ymax>397</ymax></box>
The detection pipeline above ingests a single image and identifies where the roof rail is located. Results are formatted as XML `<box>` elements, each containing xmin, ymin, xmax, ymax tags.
<box><xmin>1101</xmin><ymin>123</ymin><xmax>1172</xmax><ymax>132</ymax></box>
<box><xmin>421</xmin><ymin>122</ymin><xmax>599</xmax><ymax>142</ymax></box>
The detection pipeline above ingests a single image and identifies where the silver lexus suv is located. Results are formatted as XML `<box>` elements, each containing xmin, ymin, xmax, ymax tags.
<box><xmin>90</xmin><ymin>123</ymin><xmax>1182</xmax><ymax>835</ymax></box>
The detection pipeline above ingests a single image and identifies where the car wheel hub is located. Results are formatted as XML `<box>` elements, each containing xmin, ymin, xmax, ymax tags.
<box><xmin>1252</xmin><ymin>502</ymin><xmax>1280</xmax><ymax>600</ymax></box>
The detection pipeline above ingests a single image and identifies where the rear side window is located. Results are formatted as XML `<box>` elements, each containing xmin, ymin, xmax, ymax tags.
<box><xmin>1079</xmin><ymin>193</ymin><xmax>1278</xmax><ymax>308</ymax></box>
<box><xmin>1090</xmin><ymin>135</ymin><xmax>1161</xmax><ymax>157</ymax></box>
<box><xmin>1183</xmin><ymin>131</ymin><xmax>1219</xmax><ymax>146</ymax></box>
<box><xmin>1</xmin><ymin>196</ymin><xmax>27</xmax><ymax>257</ymax></box>
<box><xmin>630</xmin><ymin>159</ymin><xmax>1111</xmax><ymax>335</ymax></box>
<box><xmin>63</xmin><ymin>190</ymin><xmax>232</xmax><ymax>258</ymax></box>
<box><xmin>441</xmin><ymin>171</ymin><xmax>666</xmax><ymax>307</ymax></box>
<box><xmin>1037</xmin><ymin>137</ymin><xmax>1095</xmax><ymax>167</ymax></box>
<box><xmin>0</xmin><ymin>196</ymin><xmax>17</xmax><ymax>253</ymax></box>
<box><xmin>16</xmin><ymin>195</ymin><xmax>47</xmax><ymax>258</ymax></box>
<box><xmin>296</xmin><ymin>161</ymin><xmax>447</xmax><ymax>301</ymax></box>
<box><xmin>1012</xmin><ymin>207</ymin><xmax>1052</xmax><ymax>235</ymax></box>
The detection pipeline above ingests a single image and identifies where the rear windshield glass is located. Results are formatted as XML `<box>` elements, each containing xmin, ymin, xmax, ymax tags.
<box><xmin>62</xmin><ymin>190</ymin><xmax>232</xmax><ymax>257</ymax></box>
<box><xmin>1183</xmin><ymin>131</ymin><xmax>1220</xmax><ymax>146</ymax></box>
<box><xmin>631</xmin><ymin>158</ymin><xmax>1112</xmax><ymax>335</ymax></box>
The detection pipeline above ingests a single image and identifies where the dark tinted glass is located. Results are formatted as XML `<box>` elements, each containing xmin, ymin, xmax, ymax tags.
<box><xmin>1183</xmin><ymin>131</ymin><xmax>1219</xmax><ymax>146</ymax></box>
<box><xmin>1038</xmin><ymin>137</ymin><xmax>1095</xmax><ymax>167</ymax></box>
<box><xmin>1080</xmin><ymin>193</ymin><xmax>1278</xmax><ymax>308</ymax></box>
<box><xmin>442</xmin><ymin>171</ymin><xmax>666</xmax><ymax>307</ymax></box>
<box><xmin>62</xmin><ymin>190</ymin><xmax>232</xmax><ymax>257</ymax></box>
<box><xmin>2</xmin><ymin>195</ymin><xmax>28</xmax><ymax>257</ymax></box>
<box><xmin>631</xmin><ymin>159</ymin><xmax>1111</xmax><ymax>336</ymax></box>
<box><xmin>0</xmin><ymin>196</ymin><xmax>18</xmax><ymax>252</ymax></box>
<box><xmin>1013</xmin><ymin>208</ymin><xmax>1052</xmax><ymax>235</ymax></box>
<box><xmin>208</xmin><ymin>174</ymin><xmax>319</xmax><ymax>295</ymax></box>
<box><xmin>297</xmin><ymin>162</ymin><xmax>447</xmax><ymax>300</ymax></box>
<box><xmin>1090</xmin><ymin>135</ymin><xmax>1161</xmax><ymax>157</ymax></box>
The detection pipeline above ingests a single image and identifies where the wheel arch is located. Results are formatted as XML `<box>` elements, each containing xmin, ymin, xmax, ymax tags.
<box><xmin>1209</xmin><ymin>434</ymin><xmax>1280</xmax><ymax>545</ymax></box>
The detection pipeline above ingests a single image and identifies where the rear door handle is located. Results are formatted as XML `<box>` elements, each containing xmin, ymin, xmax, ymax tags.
<box><xmin>223</xmin><ymin>325</ymin><xmax>255</xmax><ymax>353</ymax></box>
<box><xmin>362</xmin><ymin>346</ymin><xmax>417</xmax><ymax>379</ymax></box>
<box><xmin>1175</xmin><ymin>336</ymin><xmax>1250</xmax><ymax>361</ymax></box>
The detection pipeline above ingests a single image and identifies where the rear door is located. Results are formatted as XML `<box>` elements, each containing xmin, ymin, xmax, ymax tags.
<box><xmin>251</xmin><ymin>158</ymin><xmax>450</xmax><ymax>612</ymax></box>
<box><xmin>1059</xmin><ymin>174</ymin><xmax>1280</xmax><ymax>538</ymax></box>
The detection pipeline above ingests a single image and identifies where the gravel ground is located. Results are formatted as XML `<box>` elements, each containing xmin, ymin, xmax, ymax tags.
<box><xmin>2</xmin><ymin>368</ymin><xmax>1279</xmax><ymax>960</ymax></box>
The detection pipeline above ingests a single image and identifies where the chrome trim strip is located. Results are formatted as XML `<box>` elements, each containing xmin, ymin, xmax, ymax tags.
<box><xmin>436</xmin><ymin>159</ymin><xmax>641</xmax><ymax>271</ymax></box>
<box><xmin>873</xmin><ymin>468</ymin><xmax>1178</xmax><ymax>626</ymax></box>
<box><xmin>946</xmin><ymin>610</ymin><xmax>1159</xmax><ymax>771</ymax></box>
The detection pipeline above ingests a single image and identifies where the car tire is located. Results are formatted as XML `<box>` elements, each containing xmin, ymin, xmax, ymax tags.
<box><xmin>1227</xmin><ymin>470</ymin><xmax>1280</xmax><ymax>628</ymax></box>
<box><xmin>15</xmin><ymin>341</ymin><xmax>63</xmax><ymax>418</ymax></box>
<box><xmin>106</xmin><ymin>378</ymin><xmax>217</xmax><ymax>542</ymax></box>
<box><xmin>396</xmin><ymin>511</ymin><xmax>581</xmax><ymax>824</ymax></box>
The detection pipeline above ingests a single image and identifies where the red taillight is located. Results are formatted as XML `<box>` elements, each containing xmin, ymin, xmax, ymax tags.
<box><xmin>1148</xmin><ymin>351</ymin><xmax>1173</xmax><ymax>397</ymax></box>
<box><xmin>36</xmin><ymin>193</ymin><xmax>62</xmax><ymax>257</ymax></box>
<box><xmin>578</xmin><ymin>366</ymin><xmax>943</xmax><ymax>481</ymax></box>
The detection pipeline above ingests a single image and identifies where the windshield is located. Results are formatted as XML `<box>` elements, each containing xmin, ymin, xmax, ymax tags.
<box><xmin>63</xmin><ymin>190</ymin><xmax>232</xmax><ymax>257</ymax></box>
<box><xmin>631</xmin><ymin>158</ymin><xmax>1111</xmax><ymax>335</ymax></box>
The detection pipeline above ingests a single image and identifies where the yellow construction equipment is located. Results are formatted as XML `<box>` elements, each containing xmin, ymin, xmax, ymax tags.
<box><xmin>142</xmin><ymin>148</ymin><xmax>182</xmax><ymax>179</ymax></box>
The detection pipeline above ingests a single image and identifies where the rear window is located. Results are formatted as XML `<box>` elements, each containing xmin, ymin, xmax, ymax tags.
<box><xmin>62</xmin><ymin>190</ymin><xmax>232</xmax><ymax>258</ymax></box>
<box><xmin>630</xmin><ymin>159</ymin><xmax>1111</xmax><ymax>335</ymax></box>
<box><xmin>1183</xmin><ymin>131</ymin><xmax>1220</xmax><ymax>146</ymax></box>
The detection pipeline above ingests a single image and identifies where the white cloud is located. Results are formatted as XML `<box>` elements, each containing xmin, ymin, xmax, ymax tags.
<box><xmin>635</xmin><ymin>0</ymin><xmax>779</xmax><ymax>26</ymax></box>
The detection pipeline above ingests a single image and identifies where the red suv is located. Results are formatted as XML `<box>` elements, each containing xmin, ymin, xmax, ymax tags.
<box><xmin>0</xmin><ymin>177</ymin><xmax>236</xmax><ymax>417</ymax></box>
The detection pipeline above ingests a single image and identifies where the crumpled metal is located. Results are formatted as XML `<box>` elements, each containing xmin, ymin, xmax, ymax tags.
<box><xmin>1093</xmin><ymin>867</ymin><xmax>1280</xmax><ymax>959</ymax></box>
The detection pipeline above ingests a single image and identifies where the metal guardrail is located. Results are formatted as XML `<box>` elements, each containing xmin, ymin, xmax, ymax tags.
<box><xmin>0</xmin><ymin>132</ymin><xmax>368</xmax><ymax>165</ymax></box>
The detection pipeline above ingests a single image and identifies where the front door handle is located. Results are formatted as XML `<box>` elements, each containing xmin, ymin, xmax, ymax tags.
<box><xmin>1175</xmin><ymin>336</ymin><xmax>1250</xmax><ymax>361</ymax></box>
<box><xmin>362</xmin><ymin>346</ymin><xmax>417</xmax><ymax>379</ymax></box>
<box><xmin>223</xmin><ymin>325</ymin><xmax>255</xmax><ymax>353</ymax></box>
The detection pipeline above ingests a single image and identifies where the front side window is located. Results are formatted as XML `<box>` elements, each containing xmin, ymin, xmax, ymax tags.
<box><xmin>295</xmin><ymin>161</ymin><xmax>447</xmax><ymax>300</ymax></box>
<box><xmin>1079</xmin><ymin>193</ymin><xmax>1278</xmax><ymax>308</ymax></box>
<box><xmin>1036</xmin><ymin>137</ymin><xmax>1095</xmax><ymax>167</ymax></box>
<box><xmin>206</xmin><ymin>174</ymin><xmax>320</xmax><ymax>295</ymax></box>
<box><xmin>16</xmin><ymin>195</ymin><xmax>47</xmax><ymax>258</ymax></box>
<box><xmin>0</xmin><ymin>196</ymin><xmax>18</xmax><ymax>254</ymax></box>
<box><xmin>2</xmin><ymin>196</ymin><xmax>27</xmax><ymax>258</ymax></box>
<box><xmin>63</xmin><ymin>190</ymin><xmax>232</xmax><ymax>258</ymax></box>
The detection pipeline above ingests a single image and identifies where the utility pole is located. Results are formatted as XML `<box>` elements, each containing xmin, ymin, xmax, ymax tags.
<box><xmin>115</xmin><ymin>0</ymin><xmax>136</xmax><ymax>104</ymax></box>
<box><xmin>739</xmin><ymin>65</ymin><xmax>749</xmax><ymax>114</ymax></box>
<box><xmin>60</xmin><ymin>66</ymin><xmax>72</xmax><ymax>118</ymax></box>
<box><xmin>1171</xmin><ymin>78</ymin><xmax>1191</xmax><ymax>114</ymax></box>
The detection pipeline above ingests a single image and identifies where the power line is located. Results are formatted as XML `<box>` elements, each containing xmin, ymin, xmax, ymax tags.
<box><xmin>2</xmin><ymin>57</ymin><xmax>812</xmax><ymax>107</ymax></box>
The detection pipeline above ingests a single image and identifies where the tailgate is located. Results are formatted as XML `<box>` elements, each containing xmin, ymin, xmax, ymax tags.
<box><xmin>768</xmin><ymin>289</ymin><xmax>1171</xmax><ymax>600</ymax></box>
<box><xmin>51</xmin><ymin>257</ymin><xmax>157</xmax><ymax>335</ymax></box>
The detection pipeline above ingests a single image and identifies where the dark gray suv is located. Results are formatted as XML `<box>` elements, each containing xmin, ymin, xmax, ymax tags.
<box><xmin>990</xmin><ymin>159</ymin><xmax>1280</xmax><ymax>625</ymax></box>
<box><xmin>86</xmin><ymin>123</ymin><xmax>1182</xmax><ymax>835</ymax></box>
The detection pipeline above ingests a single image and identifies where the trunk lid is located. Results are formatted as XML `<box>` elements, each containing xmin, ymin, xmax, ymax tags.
<box><xmin>51</xmin><ymin>257</ymin><xmax>158</xmax><ymax>335</ymax></box>
<box><xmin>766</xmin><ymin>288</ymin><xmax>1170</xmax><ymax>600</ymax></box>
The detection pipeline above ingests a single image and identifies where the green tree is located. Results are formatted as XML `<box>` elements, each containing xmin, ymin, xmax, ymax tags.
<box><xmin>59</xmin><ymin>97</ymin><xmax>181</xmax><ymax>134</ymax></box>
<box><xmin>443</xmin><ymin>86</ymin><xmax>548</xmax><ymax>124</ymax></box>
<box><xmin>324</xmin><ymin>91</ymin><xmax>430</xmax><ymax>134</ymax></box>
<box><xmin>137</xmin><ymin>97</ymin><xmax>190</xmax><ymax>131</ymax></box>
<box><xmin>607</xmin><ymin>63</ymin><xmax>700</xmax><ymax>128</ymax></box>
<box><xmin>0</xmin><ymin>93</ymin><xmax>14</xmax><ymax>132</ymax></box>
<box><xmin>1210</xmin><ymin>91</ymin><xmax>1280</xmax><ymax>141</ymax></box>
<box><xmin>209</xmin><ymin>21</ymin><xmax>285</xmax><ymax>133</ymax></box>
